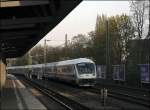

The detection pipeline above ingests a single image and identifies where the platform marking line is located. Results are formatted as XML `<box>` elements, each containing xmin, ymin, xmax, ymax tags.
<box><xmin>16</xmin><ymin>80</ymin><xmax>25</xmax><ymax>88</ymax></box>
<box><xmin>12</xmin><ymin>80</ymin><xmax>24</xmax><ymax>110</ymax></box>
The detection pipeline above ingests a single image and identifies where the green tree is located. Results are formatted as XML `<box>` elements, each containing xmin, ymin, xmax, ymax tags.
<box><xmin>30</xmin><ymin>45</ymin><xmax>44</xmax><ymax>64</ymax></box>
<box><xmin>93</xmin><ymin>14</ymin><xmax>107</xmax><ymax>64</ymax></box>
<box><xmin>70</xmin><ymin>34</ymin><xmax>90</xmax><ymax>58</ymax></box>
<box><xmin>115</xmin><ymin>14</ymin><xmax>135</xmax><ymax>63</ymax></box>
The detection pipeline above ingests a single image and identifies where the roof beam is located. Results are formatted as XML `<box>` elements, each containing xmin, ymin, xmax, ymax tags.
<box><xmin>1</xmin><ymin>29</ymin><xmax>41</xmax><ymax>38</ymax></box>
<box><xmin>1</xmin><ymin>0</ymin><xmax>49</xmax><ymax>8</ymax></box>
<box><xmin>1</xmin><ymin>16</ymin><xmax>53</xmax><ymax>26</ymax></box>
<box><xmin>0</xmin><ymin>24</ymin><xmax>36</xmax><ymax>29</ymax></box>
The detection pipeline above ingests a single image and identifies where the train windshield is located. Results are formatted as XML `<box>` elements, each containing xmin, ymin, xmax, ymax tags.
<box><xmin>76</xmin><ymin>63</ymin><xmax>95</xmax><ymax>74</ymax></box>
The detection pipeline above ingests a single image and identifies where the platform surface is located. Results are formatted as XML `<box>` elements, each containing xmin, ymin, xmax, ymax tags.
<box><xmin>1</xmin><ymin>74</ymin><xmax>47</xmax><ymax>110</ymax></box>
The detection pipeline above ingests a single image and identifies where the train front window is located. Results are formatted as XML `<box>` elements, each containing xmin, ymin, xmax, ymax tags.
<box><xmin>76</xmin><ymin>63</ymin><xmax>95</xmax><ymax>74</ymax></box>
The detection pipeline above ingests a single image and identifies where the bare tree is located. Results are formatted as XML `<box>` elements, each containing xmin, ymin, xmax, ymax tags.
<box><xmin>130</xmin><ymin>0</ymin><xmax>149</xmax><ymax>64</ymax></box>
<box><xmin>130</xmin><ymin>0</ymin><xmax>147</xmax><ymax>39</ymax></box>
<box><xmin>146</xmin><ymin>0</ymin><xmax>150</xmax><ymax>39</ymax></box>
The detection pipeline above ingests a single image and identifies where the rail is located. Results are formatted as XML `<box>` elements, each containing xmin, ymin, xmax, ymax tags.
<box><xmin>87</xmin><ymin>87</ymin><xmax>150</xmax><ymax>108</ymax></box>
<box><xmin>22</xmin><ymin>78</ymin><xmax>91</xmax><ymax>110</ymax></box>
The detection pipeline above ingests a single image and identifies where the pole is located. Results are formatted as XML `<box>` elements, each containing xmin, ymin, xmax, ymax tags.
<box><xmin>101</xmin><ymin>19</ymin><xmax>109</xmax><ymax>108</ymax></box>
<box><xmin>44</xmin><ymin>39</ymin><xmax>46</xmax><ymax>65</ymax></box>
<box><xmin>44</xmin><ymin>39</ymin><xmax>50</xmax><ymax>79</ymax></box>
<box><xmin>65</xmin><ymin>34</ymin><xmax>68</xmax><ymax>48</ymax></box>
<box><xmin>44</xmin><ymin>39</ymin><xmax>47</xmax><ymax>79</ymax></box>
<box><xmin>106</xmin><ymin>19</ymin><xmax>110</xmax><ymax>79</ymax></box>
<box><xmin>44</xmin><ymin>39</ymin><xmax>51</xmax><ymax>64</ymax></box>
<box><xmin>28</xmin><ymin>50</ymin><xmax>32</xmax><ymax>65</ymax></box>
<box><xmin>65</xmin><ymin>34</ymin><xmax>68</xmax><ymax>59</ymax></box>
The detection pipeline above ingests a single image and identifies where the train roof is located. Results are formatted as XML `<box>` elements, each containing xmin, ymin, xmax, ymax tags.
<box><xmin>6</xmin><ymin>65</ymin><xmax>26</xmax><ymax>69</ymax></box>
<box><xmin>46</xmin><ymin>62</ymin><xmax>57</xmax><ymax>67</ymax></box>
<box><xmin>56</xmin><ymin>58</ymin><xmax>95</xmax><ymax>66</ymax></box>
<box><xmin>7</xmin><ymin>58</ymin><xmax>95</xmax><ymax>69</ymax></box>
<box><xmin>32</xmin><ymin>64</ymin><xmax>44</xmax><ymax>68</ymax></box>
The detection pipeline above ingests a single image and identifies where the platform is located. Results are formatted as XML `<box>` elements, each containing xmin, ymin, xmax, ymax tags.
<box><xmin>1</xmin><ymin>74</ymin><xmax>47</xmax><ymax>110</ymax></box>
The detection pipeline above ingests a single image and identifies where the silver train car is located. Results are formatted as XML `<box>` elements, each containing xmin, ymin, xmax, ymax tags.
<box><xmin>7</xmin><ymin>58</ymin><xmax>97</xmax><ymax>86</ymax></box>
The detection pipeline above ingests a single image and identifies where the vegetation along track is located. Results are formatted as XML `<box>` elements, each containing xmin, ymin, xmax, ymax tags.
<box><xmin>86</xmin><ymin>87</ymin><xmax>150</xmax><ymax>108</ymax></box>
<box><xmin>22</xmin><ymin>78</ymin><xmax>91</xmax><ymax>110</ymax></box>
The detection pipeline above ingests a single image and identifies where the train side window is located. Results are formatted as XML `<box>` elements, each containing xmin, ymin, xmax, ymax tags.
<box><xmin>72</xmin><ymin>65</ymin><xmax>76</xmax><ymax>74</ymax></box>
<box><xmin>68</xmin><ymin>66</ymin><xmax>72</xmax><ymax>73</ymax></box>
<box><xmin>54</xmin><ymin>66</ymin><xmax>57</xmax><ymax>73</ymax></box>
<box><xmin>58</xmin><ymin>66</ymin><xmax>62</xmax><ymax>73</ymax></box>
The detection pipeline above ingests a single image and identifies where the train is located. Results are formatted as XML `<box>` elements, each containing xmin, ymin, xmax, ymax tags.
<box><xmin>7</xmin><ymin>58</ymin><xmax>97</xmax><ymax>86</ymax></box>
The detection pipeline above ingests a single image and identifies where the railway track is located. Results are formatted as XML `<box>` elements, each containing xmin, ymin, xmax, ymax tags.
<box><xmin>109</xmin><ymin>90</ymin><xmax>150</xmax><ymax>107</ymax></box>
<box><xmin>26</xmin><ymin>77</ymin><xmax>150</xmax><ymax>108</ymax></box>
<box><xmin>96</xmin><ymin>83</ymin><xmax>150</xmax><ymax>94</ymax></box>
<box><xmin>22</xmin><ymin>78</ymin><xmax>91</xmax><ymax>110</ymax></box>
<box><xmin>17</xmin><ymin>75</ymin><xmax>148</xmax><ymax>110</ymax></box>
<box><xmin>87</xmin><ymin>87</ymin><xmax>150</xmax><ymax>108</ymax></box>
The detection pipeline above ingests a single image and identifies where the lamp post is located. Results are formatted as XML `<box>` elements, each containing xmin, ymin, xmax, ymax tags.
<box><xmin>44</xmin><ymin>39</ymin><xmax>51</xmax><ymax>64</ymax></box>
<box><xmin>28</xmin><ymin>50</ymin><xmax>32</xmax><ymax>65</ymax></box>
<box><xmin>44</xmin><ymin>39</ymin><xmax>51</xmax><ymax>75</ymax></box>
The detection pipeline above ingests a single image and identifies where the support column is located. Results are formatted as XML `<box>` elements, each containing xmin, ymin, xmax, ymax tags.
<box><xmin>0</xmin><ymin>54</ymin><xmax>6</xmax><ymax>89</ymax></box>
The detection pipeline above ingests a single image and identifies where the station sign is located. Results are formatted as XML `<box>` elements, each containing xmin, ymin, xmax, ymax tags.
<box><xmin>113</xmin><ymin>65</ymin><xmax>125</xmax><ymax>81</ymax></box>
<box><xmin>139</xmin><ymin>64</ymin><xmax>150</xmax><ymax>83</ymax></box>
<box><xmin>96</xmin><ymin>65</ymin><xmax>106</xmax><ymax>79</ymax></box>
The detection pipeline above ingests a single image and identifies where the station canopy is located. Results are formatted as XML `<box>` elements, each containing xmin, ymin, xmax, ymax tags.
<box><xmin>0</xmin><ymin>0</ymin><xmax>82</xmax><ymax>58</ymax></box>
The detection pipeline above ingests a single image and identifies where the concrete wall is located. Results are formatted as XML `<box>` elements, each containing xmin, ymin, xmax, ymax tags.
<box><xmin>0</xmin><ymin>59</ymin><xmax>6</xmax><ymax>89</ymax></box>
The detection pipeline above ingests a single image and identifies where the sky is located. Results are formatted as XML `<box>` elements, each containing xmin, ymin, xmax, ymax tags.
<box><xmin>38</xmin><ymin>1</ymin><xmax>130</xmax><ymax>47</ymax></box>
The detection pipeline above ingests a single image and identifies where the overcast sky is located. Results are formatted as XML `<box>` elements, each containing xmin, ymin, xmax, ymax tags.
<box><xmin>38</xmin><ymin>1</ymin><xmax>130</xmax><ymax>46</ymax></box>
